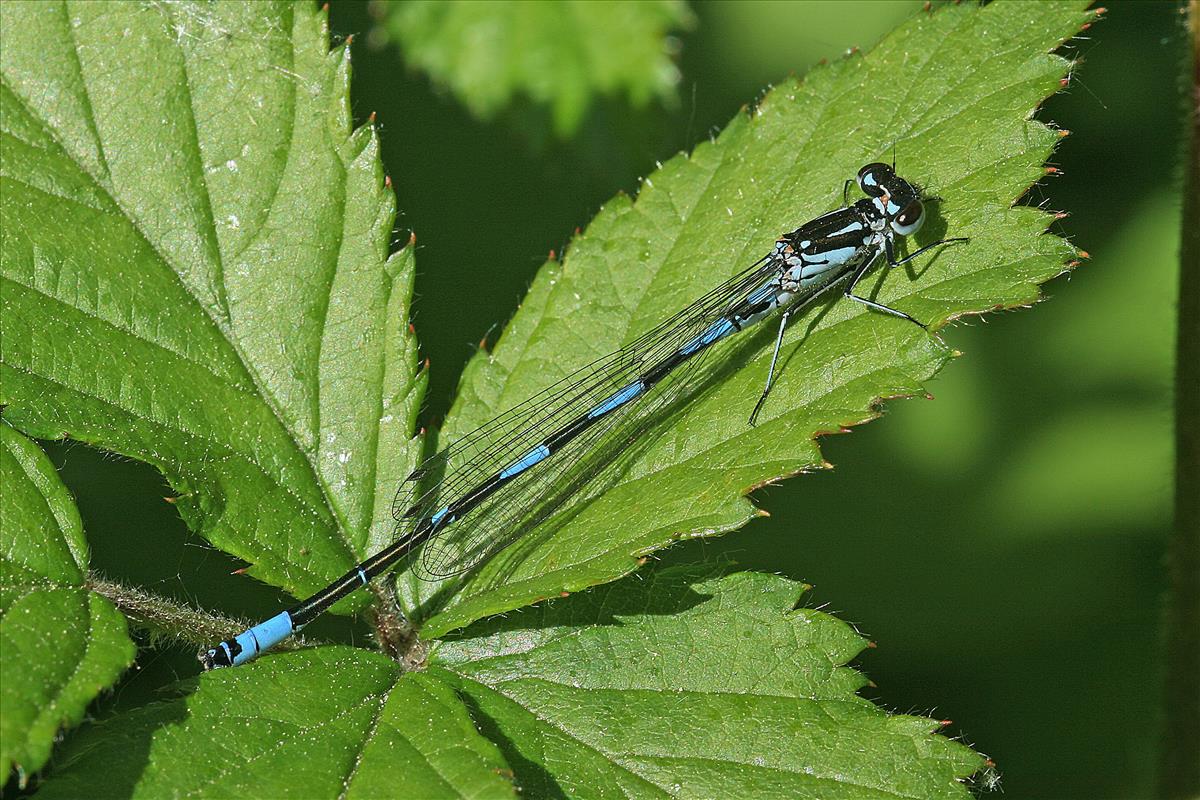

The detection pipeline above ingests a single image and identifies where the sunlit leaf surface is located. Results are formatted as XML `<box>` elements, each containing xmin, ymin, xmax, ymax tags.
<box><xmin>409</xmin><ymin>0</ymin><xmax>1089</xmax><ymax>637</ymax></box>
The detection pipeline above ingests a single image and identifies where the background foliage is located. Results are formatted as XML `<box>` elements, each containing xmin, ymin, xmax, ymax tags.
<box><xmin>2</xmin><ymin>1</ymin><xmax>1182</xmax><ymax>798</ymax></box>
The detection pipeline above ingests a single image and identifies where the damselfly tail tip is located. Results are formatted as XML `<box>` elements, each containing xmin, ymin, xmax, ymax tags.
<box><xmin>198</xmin><ymin>645</ymin><xmax>229</xmax><ymax>671</ymax></box>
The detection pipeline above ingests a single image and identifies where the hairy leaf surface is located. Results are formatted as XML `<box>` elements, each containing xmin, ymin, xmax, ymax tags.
<box><xmin>38</xmin><ymin>567</ymin><xmax>981</xmax><ymax>798</ymax></box>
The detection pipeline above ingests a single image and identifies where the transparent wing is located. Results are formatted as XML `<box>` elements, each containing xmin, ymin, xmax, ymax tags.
<box><xmin>393</xmin><ymin>252</ymin><xmax>778</xmax><ymax>579</ymax></box>
<box><xmin>417</xmin><ymin>319</ymin><xmax>737</xmax><ymax>580</ymax></box>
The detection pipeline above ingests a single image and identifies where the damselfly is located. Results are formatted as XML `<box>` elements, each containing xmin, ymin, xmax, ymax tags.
<box><xmin>201</xmin><ymin>162</ymin><xmax>966</xmax><ymax>669</ymax></box>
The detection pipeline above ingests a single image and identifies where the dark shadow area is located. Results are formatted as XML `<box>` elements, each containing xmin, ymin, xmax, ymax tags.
<box><xmin>4</xmin><ymin>681</ymin><xmax>192</xmax><ymax>799</ymax></box>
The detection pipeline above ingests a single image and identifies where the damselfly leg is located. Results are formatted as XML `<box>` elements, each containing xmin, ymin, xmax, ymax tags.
<box><xmin>887</xmin><ymin>236</ymin><xmax>970</xmax><ymax>268</ymax></box>
<box><xmin>748</xmin><ymin>308</ymin><xmax>794</xmax><ymax>426</ymax></box>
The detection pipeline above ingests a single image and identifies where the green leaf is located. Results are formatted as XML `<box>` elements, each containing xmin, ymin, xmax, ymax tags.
<box><xmin>35</xmin><ymin>649</ymin><xmax>517</xmax><ymax>799</ymax></box>
<box><xmin>406</xmin><ymin>0</ymin><xmax>1092</xmax><ymax>638</ymax></box>
<box><xmin>434</xmin><ymin>565</ymin><xmax>983</xmax><ymax>798</ymax></box>
<box><xmin>0</xmin><ymin>0</ymin><xmax>423</xmax><ymax>614</ymax></box>
<box><xmin>0</xmin><ymin>422</ymin><xmax>134</xmax><ymax>781</ymax></box>
<box><xmin>375</xmin><ymin>0</ymin><xmax>693</xmax><ymax>136</ymax></box>
<box><xmin>0</xmin><ymin>0</ymin><xmax>1088</xmax><ymax>646</ymax></box>
<box><xmin>38</xmin><ymin>566</ymin><xmax>981</xmax><ymax>798</ymax></box>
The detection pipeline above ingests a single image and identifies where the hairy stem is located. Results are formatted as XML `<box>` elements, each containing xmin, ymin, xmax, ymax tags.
<box><xmin>87</xmin><ymin>575</ymin><xmax>316</xmax><ymax>655</ymax></box>
<box><xmin>1159</xmin><ymin>3</ymin><xmax>1200</xmax><ymax>797</ymax></box>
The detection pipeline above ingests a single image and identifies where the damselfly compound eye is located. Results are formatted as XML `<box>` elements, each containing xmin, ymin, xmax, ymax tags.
<box><xmin>856</xmin><ymin>162</ymin><xmax>891</xmax><ymax>197</ymax></box>
<box><xmin>891</xmin><ymin>199</ymin><xmax>925</xmax><ymax>235</ymax></box>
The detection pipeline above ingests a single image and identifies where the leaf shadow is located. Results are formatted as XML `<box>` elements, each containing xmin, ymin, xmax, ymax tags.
<box><xmin>455</xmin><ymin>689</ymin><xmax>568</xmax><ymax>800</ymax></box>
<box><xmin>35</xmin><ymin>683</ymin><xmax>193</xmax><ymax>798</ymax></box>
<box><xmin>444</xmin><ymin>560</ymin><xmax>730</xmax><ymax>643</ymax></box>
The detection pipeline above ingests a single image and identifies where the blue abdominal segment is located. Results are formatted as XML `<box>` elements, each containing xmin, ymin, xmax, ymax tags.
<box><xmin>679</xmin><ymin>317</ymin><xmax>736</xmax><ymax>356</ymax></box>
<box><xmin>499</xmin><ymin>443</ymin><xmax>552</xmax><ymax>479</ymax></box>
<box><xmin>746</xmin><ymin>282</ymin><xmax>778</xmax><ymax>305</ymax></box>
<box><xmin>226</xmin><ymin>611</ymin><xmax>295</xmax><ymax>667</ymax></box>
<box><xmin>587</xmin><ymin>380</ymin><xmax>646</xmax><ymax>419</ymax></box>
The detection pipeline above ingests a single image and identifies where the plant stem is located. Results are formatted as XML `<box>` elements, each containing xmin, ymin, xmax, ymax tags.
<box><xmin>1160</xmin><ymin>3</ymin><xmax>1200</xmax><ymax>797</ymax></box>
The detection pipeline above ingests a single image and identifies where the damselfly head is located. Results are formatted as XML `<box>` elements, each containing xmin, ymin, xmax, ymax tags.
<box><xmin>857</xmin><ymin>162</ymin><xmax>925</xmax><ymax>236</ymax></box>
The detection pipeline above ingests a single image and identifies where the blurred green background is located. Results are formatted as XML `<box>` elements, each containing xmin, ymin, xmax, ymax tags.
<box><xmin>47</xmin><ymin>2</ymin><xmax>1183</xmax><ymax>798</ymax></box>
